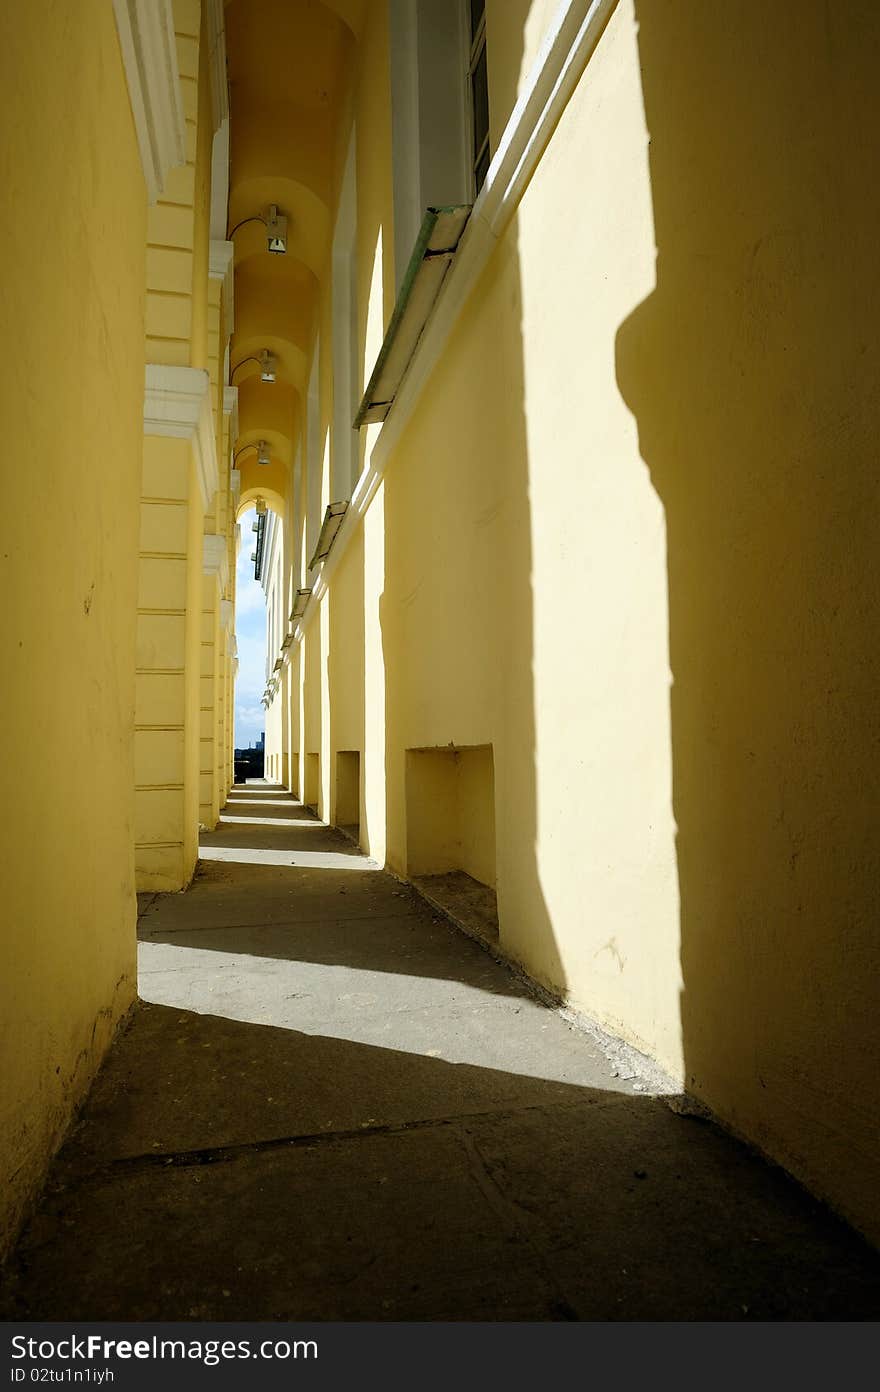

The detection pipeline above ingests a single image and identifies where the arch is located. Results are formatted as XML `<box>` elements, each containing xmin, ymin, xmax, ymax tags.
<box><xmin>236</xmin><ymin>487</ymin><xmax>286</xmax><ymax>522</ymax></box>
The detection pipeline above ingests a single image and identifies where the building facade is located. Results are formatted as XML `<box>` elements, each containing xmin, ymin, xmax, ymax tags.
<box><xmin>1</xmin><ymin>0</ymin><xmax>879</xmax><ymax>1256</ymax></box>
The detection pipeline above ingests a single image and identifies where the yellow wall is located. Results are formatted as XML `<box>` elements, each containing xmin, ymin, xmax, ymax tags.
<box><xmin>616</xmin><ymin>0</ymin><xmax>880</xmax><ymax>1244</ymax></box>
<box><xmin>283</xmin><ymin>0</ymin><xmax>880</xmax><ymax>1245</ymax></box>
<box><xmin>0</xmin><ymin>0</ymin><xmax>146</xmax><ymax>1252</ymax></box>
<box><xmin>136</xmin><ymin>0</ymin><xmax>223</xmax><ymax>886</ymax></box>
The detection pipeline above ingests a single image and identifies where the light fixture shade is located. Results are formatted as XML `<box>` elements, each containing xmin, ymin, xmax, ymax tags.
<box><xmin>255</xmin><ymin>498</ymin><xmax>268</xmax><ymax>516</ymax></box>
<box><xmin>257</xmin><ymin>439</ymin><xmax>270</xmax><ymax>466</ymax></box>
<box><xmin>260</xmin><ymin>349</ymin><xmax>276</xmax><ymax>383</ymax></box>
<box><xmin>266</xmin><ymin>205</ymin><xmax>287</xmax><ymax>254</ymax></box>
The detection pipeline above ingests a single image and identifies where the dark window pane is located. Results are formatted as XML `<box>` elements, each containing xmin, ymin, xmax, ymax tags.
<box><xmin>471</xmin><ymin>45</ymin><xmax>489</xmax><ymax>159</ymax></box>
<box><xmin>470</xmin><ymin>0</ymin><xmax>486</xmax><ymax>41</ymax></box>
<box><xmin>475</xmin><ymin>142</ymin><xmax>490</xmax><ymax>193</ymax></box>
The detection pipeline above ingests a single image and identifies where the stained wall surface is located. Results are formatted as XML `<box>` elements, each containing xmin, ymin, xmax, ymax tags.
<box><xmin>0</xmin><ymin>0</ymin><xmax>146</xmax><ymax>1251</ymax></box>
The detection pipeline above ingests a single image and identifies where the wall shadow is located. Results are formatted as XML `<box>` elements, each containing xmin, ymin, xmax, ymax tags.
<box><xmin>2</xmin><ymin>1000</ymin><xmax>878</xmax><ymax>1320</ymax></box>
<box><xmin>616</xmin><ymin>0</ymin><xmax>880</xmax><ymax>1238</ymax></box>
<box><xmin>378</xmin><ymin>2</ymin><xmax>565</xmax><ymax>999</ymax></box>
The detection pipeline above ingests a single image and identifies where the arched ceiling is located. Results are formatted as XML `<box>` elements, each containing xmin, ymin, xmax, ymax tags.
<box><xmin>225</xmin><ymin>0</ymin><xmax>357</xmax><ymax>506</ymax></box>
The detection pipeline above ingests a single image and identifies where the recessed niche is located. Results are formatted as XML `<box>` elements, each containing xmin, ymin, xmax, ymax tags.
<box><xmin>405</xmin><ymin>744</ymin><xmax>498</xmax><ymax>943</ymax></box>
<box><xmin>304</xmin><ymin>752</ymin><xmax>319</xmax><ymax>810</ymax></box>
<box><xmin>335</xmin><ymin>750</ymin><xmax>360</xmax><ymax>841</ymax></box>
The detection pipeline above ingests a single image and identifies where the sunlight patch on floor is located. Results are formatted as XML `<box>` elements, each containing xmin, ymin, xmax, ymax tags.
<box><xmin>199</xmin><ymin>846</ymin><xmax>380</xmax><ymax>871</ymax></box>
<box><xmin>218</xmin><ymin>814</ymin><xmax>325</xmax><ymax>827</ymax></box>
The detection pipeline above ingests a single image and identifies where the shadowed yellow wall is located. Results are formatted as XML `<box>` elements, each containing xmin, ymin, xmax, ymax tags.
<box><xmin>616</xmin><ymin>0</ymin><xmax>880</xmax><ymax>1245</ymax></box>
<box><xmin>282</xmin><ymin>0</ymin><xmax>880</xmax><ymax>1245</ymax></box>
<box><xmin>0</xmin><ymin>0</ymin><xmax>146</xmax><ymax>1253</ymax></box>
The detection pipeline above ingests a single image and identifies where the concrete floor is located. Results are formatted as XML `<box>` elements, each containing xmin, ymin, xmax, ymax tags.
<box><xmin>2</xmin><ymin>782</ymin><xmax>879</xmax><ymax>1321</ymax></box>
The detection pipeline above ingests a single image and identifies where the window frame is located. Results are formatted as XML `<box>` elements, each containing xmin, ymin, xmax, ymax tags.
<box><xmin>466</xmin><ymin>0</ymin><xmax>490</xmax><ymax>195</ymax></box>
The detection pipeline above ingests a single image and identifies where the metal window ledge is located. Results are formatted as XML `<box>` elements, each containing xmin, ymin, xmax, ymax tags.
<box><xmin>353</xmin><ymin>205</ymin><xmax>472</xmax><ymax>428</ymax></box>
<box><xmin>308</xmin><ymin>501</ymin><xmax>349</xmax><ymax>571</ymax></box>
<box><xmin>290</xmin><ymin>588</ymin><xmax>313</xmax><ymax>624</ymax></box>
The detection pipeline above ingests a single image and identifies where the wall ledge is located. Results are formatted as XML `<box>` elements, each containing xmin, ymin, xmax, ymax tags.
<box><xmin>112</xmin><ymin>0</ymin><xmax>186</xmax><ymax>204</ymax></box>
<box><xmin>143</xmin><ymin>364</ymin><xmax>218</xmax><ymax>513</ymax></box>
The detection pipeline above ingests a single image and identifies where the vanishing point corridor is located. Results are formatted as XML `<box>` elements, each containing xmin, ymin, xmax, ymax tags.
<box><xmin>2</xmin><ymin>784</ymin><xmax>878</xmax><ymax>1321</ymax></box>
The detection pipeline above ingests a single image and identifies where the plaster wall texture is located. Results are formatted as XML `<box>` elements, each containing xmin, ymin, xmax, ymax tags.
<box><xmin>0</xmin><ymin>0</ymin><xmax>146</xmax><ymax>1252</ymax></box>
<box><xmin>274</xmin><ymin>0</ymin><xmax>880</xmax><ymax>1244</ymax></box>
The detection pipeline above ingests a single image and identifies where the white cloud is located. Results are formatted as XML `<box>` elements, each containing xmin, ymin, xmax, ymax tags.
<box><xmin>234</xmin><ymin>507</ymin><xmax>269</xmax><ymax>746</ymax></box>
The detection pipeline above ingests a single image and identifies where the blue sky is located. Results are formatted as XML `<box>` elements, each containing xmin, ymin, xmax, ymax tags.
<box><xmin>234</xmin><ymin>507</ymin><xmax>268</xmax><ymax>748</ymax></box>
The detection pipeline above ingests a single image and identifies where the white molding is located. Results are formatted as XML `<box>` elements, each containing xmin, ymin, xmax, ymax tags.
<box><xmin>294</xmin><ymin>0</ymin><xmax>617</xmax><ymax>641</ymax></box>
<box><xmin>224</xmin><ymin>384</ymin><xmax>239</xmax><ymax>446</ymax></box>
<box><xmin>205</xmin><ymin>0</ymin><xmax>229</xmax><ymax>130</ymax></box>
<box><xmin>144</xmin><ymin>365</ymin><xmax>218</xmax><ymax>513</ymax></box>
<box><xmin>112</xmin><ymin>0</ymin><xmax>186</xmax><ymax>203</ymax></box>
<box><xmin>210</xmin><ymin>237</ymin><xmax>235</xmax><ymax>343</ymax></box>
<box><xmin>220</xmin><ymin>599</ymin><xmax>234</xmax><ymax>634</ymax></box>
<box><xmin>203</xmin><ymin>534</ymin><xmax>229</xmax><ymax>593</ymax></box>
<box><xmin>209</xmin><ymin>239</ymin><xmax>234</xmax><ymax>281</ymax></box>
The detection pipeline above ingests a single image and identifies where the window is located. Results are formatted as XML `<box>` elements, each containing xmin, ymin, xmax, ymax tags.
<box><xmin>468</xmin><ymin>0</ymin><xmax>489</xmax><ymax>193</ymax></box>
<box><xmin>388</xmin><ymin>1</ymin><xmax>475</xmax><ymax>291</ymax></box>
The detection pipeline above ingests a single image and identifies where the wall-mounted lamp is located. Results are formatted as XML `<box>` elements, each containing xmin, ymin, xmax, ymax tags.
<box><xmin>231</xmin><ymin>352</ymin><xmax>278</xmax><ymax>385</ymax></box>
<box><xmin>266</xmin><ymin>205</ymin><xmax>288</xmax><ymax>254</ymax></box>
<box><xmin>255</xmin><ymin>497</ymin><xmax>268</xmax><ymax>516</ymax></box>
<box><xmin>234</xmin><ymin>440</ymin><xmax>272</xmax><ymax>468</ymax></box>
<box><xmin>228</xmin><ymin>205</ymin><xmax>289</xmax><ymax>255</ymax></box>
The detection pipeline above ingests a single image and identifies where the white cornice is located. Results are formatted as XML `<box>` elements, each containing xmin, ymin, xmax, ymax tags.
<box><xmin>293</xmin><ymin>0</ymin><xmax>617</xmax><ymax>642</ymax></box>
<box><xmin>144</xmin><ymin>365</ymin><xmax>218</xmax><ymax>513</ymax></box>
<box><xmin>203</xmin><ymin>534</ymin><xmax>229</xmax><ymax>593</ymax></box>
<box><xmin>112</xmin><ymin>0</ymin><xmax>186</xmax><ymax>203</ymax></box>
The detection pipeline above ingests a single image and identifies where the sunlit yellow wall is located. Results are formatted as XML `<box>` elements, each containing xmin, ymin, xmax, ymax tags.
<box><xmin>328</xmin><ymin>529</ymin><xmax>365</xmax><ymax>831</ymax></box>
<box><xmin>291</xmin><ymin>0</ymin><xmax>880</xmax><ymax>1244</ymax></box>
<box><xmin>136</xmin><ymin>0</ymin><xmax>215</xmax><ymax>887</ymax></box>
<box><xmin>0</xmin><ymin>0</ymin><xmax>145</xmax><ymax>1253</ymax></box>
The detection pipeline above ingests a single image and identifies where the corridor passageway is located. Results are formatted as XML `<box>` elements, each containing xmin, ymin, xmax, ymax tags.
<box><xmin>2</xmin><ymin>785</ymin><xmax>879</xmax><ymax>1321</ymax></box>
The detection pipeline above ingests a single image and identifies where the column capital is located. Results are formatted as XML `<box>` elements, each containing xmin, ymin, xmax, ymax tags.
<box><xmin>144</xmin><ymin>365</ymin><xmax>218</xmax><ymax>513</ymax></box>
<box><xmin>203</xmin><ymin>533</ymin><xmax>229</xmax><ymax>593</ymax></box>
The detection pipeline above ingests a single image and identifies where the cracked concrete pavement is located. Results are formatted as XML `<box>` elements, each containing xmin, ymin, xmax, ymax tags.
<box><xmin>2</xmin><ymin>783</ymin><xmax>879</xmax><ymax>1320</ymax></box>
